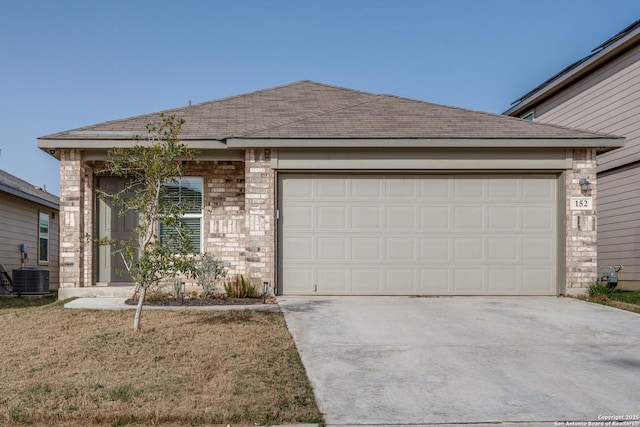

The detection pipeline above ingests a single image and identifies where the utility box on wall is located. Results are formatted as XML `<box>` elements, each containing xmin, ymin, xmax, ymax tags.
<box><xmin>12</xmin><ymin>267</ymin><xmax>50</xmax><ymax>294</ymax></box>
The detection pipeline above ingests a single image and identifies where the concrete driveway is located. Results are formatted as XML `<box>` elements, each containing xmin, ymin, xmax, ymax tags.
<box><xmin>279</xmin><ymin>296</ymin><xmax>640</xmax><ymax>426</ymax></box>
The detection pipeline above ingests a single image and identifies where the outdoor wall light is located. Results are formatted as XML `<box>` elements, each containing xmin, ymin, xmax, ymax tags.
<box><xmin>579</xmin><ymin>178</ymin><xmax>592</xmax><ymax>195</ymax></box>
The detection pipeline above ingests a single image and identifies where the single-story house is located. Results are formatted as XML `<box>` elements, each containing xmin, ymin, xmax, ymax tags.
<box><xmin>504</xmin><ymin>19</ymin><xmax>640</xmax><ymax>289</ymax></box>
<box><xmin>38</xmin><ymin>80</ymin><xmax>623</xmax><ymax>296</ymax></box>
<box><xmin>0</xmin><ymin>169</ymin><xmax>60</xmax><ymax>293</ymax></box>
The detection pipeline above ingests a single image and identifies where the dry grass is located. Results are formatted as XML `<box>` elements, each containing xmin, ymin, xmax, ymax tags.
<box><xmin>0</xmin><ymin>302</ymin><xmax>322</xmax><ymax>426</ymax></box>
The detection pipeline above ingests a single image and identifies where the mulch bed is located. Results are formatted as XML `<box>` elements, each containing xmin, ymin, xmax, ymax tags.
<box><xmin>125</xmin><ymin>295</ymin><xmax>268</xmax><ymax>306</ymax></box>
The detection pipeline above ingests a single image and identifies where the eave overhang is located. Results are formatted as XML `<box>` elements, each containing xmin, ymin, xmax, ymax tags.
<box><xmin>504</xmin><ymin>24</ymin><xmax>640</xmax><ymax>117</ymax></box>
<box><xmin>0</xmin><ymin>184</ymin><xmax>59</xmax><ymax>210</ymax></box>
<box><xmin>227</xmin><ymin>137</ymin><xmax>624</xmax><ymax>151</ymax></box>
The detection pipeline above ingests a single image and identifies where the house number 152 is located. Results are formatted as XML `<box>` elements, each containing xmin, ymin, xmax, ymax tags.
<box><xmin>570</xmin><ymin>197</ymin><xmax>593</xmax><ymax>210</ymax></box>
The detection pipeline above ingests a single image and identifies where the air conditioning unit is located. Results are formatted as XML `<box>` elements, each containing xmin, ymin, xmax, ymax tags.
<box><xmin>12</xmin><ymin>268</ymin><xmax>50</xmax><ymax>294</ymax></box>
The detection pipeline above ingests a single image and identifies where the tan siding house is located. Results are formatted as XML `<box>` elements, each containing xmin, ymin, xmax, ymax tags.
<box><xmin>505</xmin><ymin>19</ymin><xmax>640</xmax><ymax>288</ymax></box>
<box><xmin>38</xmin><ymin>81</ymin><xmax>622</xmax><ymax>298</ymax></box>
<box><xmin>0</xmin><ymin>170</ymin><xmax>60</xmax><ymax>292</ymax></box>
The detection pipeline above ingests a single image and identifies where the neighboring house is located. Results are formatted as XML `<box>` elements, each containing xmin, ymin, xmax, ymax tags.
<box><xmin>38</xmin><ymin>80</ymin><xmax>623</xmax><ymax>297</ymax></box>
<box><xmin>0</xmin><ymin>169</ymin><xmax>60</xmax><ymax>292</ymax></box>
<box><xmin>504</xmin><ymin>19</ymin><xmax>640</xmax><ymax>289</ymax></box>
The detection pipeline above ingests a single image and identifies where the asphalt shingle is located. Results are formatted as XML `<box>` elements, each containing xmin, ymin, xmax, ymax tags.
<box><xmin>40</xmin><ymin>80</ymin><xmax>614</xmax><ymax>142</ymax></box>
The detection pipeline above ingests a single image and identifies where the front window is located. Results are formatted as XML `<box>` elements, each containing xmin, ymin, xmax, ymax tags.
<box><xmin>159</xmin><ymin>177</ymin><xmax>203</xmax><ymax>253</ymax></box>
<box><xmin>39</xmin><ymin>212</ymin><xmax>50</xmax><ymax>263</ymax></box>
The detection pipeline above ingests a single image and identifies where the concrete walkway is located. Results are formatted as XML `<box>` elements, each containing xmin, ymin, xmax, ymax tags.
<box><xmin>279</xmin><ymin>296</ymin><xmax>640</xmax><ymax>426</ymax></box>
<box><xmin>64</xmin><ymin>297</ymin><xmax>280</xmax><ymax>311</ymax></box>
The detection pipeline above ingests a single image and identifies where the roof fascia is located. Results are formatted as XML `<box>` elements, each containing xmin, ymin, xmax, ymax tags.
<box><xmin>37</xmin><ymin>139</ymin><xmax>227</xmax><ymax>150</ymax></box>
<box><xmin>227</xmin><ymin>137</ymin><xmax>624</xmax><ymax>149</ymax></box>
<box><xmin>504</xmin><ymin>26</ymin><xmax>640</xmax><ymax>116</ymax></box>
<box><xmin>0</xmin><ymin>184</ymin><xmax>59</xmax><ymax>210</ymax></box>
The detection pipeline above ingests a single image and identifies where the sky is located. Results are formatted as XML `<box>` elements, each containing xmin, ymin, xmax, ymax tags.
<box><xmin>1</xmin><ymin>1</ymin><xmax>639</xmax><ymax>196</ymax></box>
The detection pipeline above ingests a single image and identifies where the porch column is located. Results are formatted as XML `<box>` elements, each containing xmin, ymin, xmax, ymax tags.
<box><xmin>244</xmin><ymin>149</ymin><xmax>275</xmax><ymax>293</ymax></box>
<box><xmin>565</xmin><ymin>148</ymin><xmax>598</xmax><ymax>294</ymax></box>
<box><xmin>59</xmin><ymin>149</ymin><xmax>86</xmax><ymax>288</ymax></box>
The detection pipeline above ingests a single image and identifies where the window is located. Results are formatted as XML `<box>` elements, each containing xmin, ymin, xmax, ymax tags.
<box><xmin>39</xmin><ymin>212</ymin><xmax>50</xmax><ymax>263</ymax></box>
<box><xmin>159</xmin><ymin>177</ymin><xmax>203</xmax><ymax>253</ymax></box>
<box><xmin>521</xmin><ymin>111</ymin><xmax>535</xmax><ymax>121</ymax></box>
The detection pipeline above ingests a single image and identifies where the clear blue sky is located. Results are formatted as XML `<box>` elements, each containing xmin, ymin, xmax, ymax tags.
<box><xmin>1</xmin><ymin>1</ymin><xmax>639</xmax><ymax>196</ymax></box>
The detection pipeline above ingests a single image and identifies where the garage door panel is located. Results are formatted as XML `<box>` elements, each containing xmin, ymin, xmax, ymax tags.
<box><xmin>488</xmin><ymin>206</ymin><xmax>518</xmax><ymax>230</ymax></box>
<box><xmin>522</xmin><ymin>269</ymin><xmax>554</xmax><ymax>293</ymax></box>
<box><xmin>317</xmin><ymin>206</ymin><xmax>347</xmax><ymax>230</ymax></box>
<box><xmin>283</xmin><ymin>177</ymin><xmax>314</xmax><ymax>199</ymax></box>
<box><xmin>420</xmin><ymin>238</ymin><xmax>450</xmax><ymax>261</ymax></box>
<box><xmin>385</xmin><ymin>269</ymin><xmax>416</xmax><ymax>292</ymax></box>
<box><xmin>454</xmin><ymin>269</ymin><xmax>485</xmax><ymax>292</ymax></box>
<box><xmin>386</xmin><ymin>178</ymin><xmax>416</xmax><ymax>199</ymax></box>
<box><xmin>317</xmin><ymin>178</ymin><xmax>347</xmax><ymax>199</ymax></box>
<box><xmin>488</xmin><ymin>178</ymin><xmax>518</xmax><ymax>199</ymax></box>
<box><xmin>487</xmin><ymin>269</ymin><xmax>519</xmax><ymax>292</ymax></box>
<box><xmin>280</xmin><ymin>174</ymin><xmax>557</xmax><ymax>296</ymax></box>
<box><xmin>522</xmin><ymin>178</ymin><xmax>555</xmax><ymax>200</ymax></box>
<box><xmin>317</xmin><ymin>237</ymin><xmax>347</xmax><ymax>261</ymax></box>
<box><xmin>283</xmin><ymin>206</ymin><xmax>314</xmax><ymax>229</ymax></box>
<box><xmin>454</xmin><ymin>206</ymin><xmax>484</xmax><ymax>229</ymax></box>
<box><xmin>352</xmin><ymin>206</ymin><xmax>381</xmax><ymax>229</ymax></box>
<box><xmin>420</xmin><ymin>206</ymin><xmax>450</xmax><ymax>229</ymax></box>
<box><xmin>352</xmin><ymin>269</ymin><xmax>382</xmax><ymax>292</ymax></box>
<box><xmin>454</xmin><ymin>237</ymin><xmax>484</xmax><ymax>261</ymax></box>
<box><xmin>283</xmin><ymin>237</ymin><xmax>314</xmax><ymax>261</ymax></box>
<box><xmin>454</xmin><ymin>178</ymin><xmax>484</xmax><ymax>199</ymax></box>
<box><xmin>352</xmin><ymin>178</ymin><xmax>382</xmax><ymax>199</ymax></box>
<box><xmin>317</xmin><ymin>268</ymin><xmax>348</xmax><ymax>293</ymax></box>
<box><xmin>419</xmin><ymin>178</ymin><xmax>450</xmax><ymax>199</ymax></box>
<box><xmin>386</xmin><ymin>206</ymin><xmax>416</xmax><ymax>229</ymax></box>
<box><xmin>522</xmin><ymin>206</ymin><xmax>554</xmax><ymax>231</ymax></box>
<box><xmin>352</xmin><ymin>237</ymin><xmax>382</xmax><ymax>260</ymax></box>
<box><xmin>419</xmin><ymin>269</ymin><xmax>450</xmax><ymax>292</ymax></box>
<box><xmin>487</xmin><ymin>237</ymin><xmax>518</xmax><ymax>262</ymax></box>
<box><xmin>386</xmin><ymin>237</ymin><xmax>416</xmax><ymax>261</ymax></box>
<box><xmin>522</xmin><ymin>238</ymin><xmax>554</xmax><ymax>262</ymax></box>
<box><xmin>283</xmin><ymin>268</ymin><xmax>314</xmax><ymax>293</ymax></box>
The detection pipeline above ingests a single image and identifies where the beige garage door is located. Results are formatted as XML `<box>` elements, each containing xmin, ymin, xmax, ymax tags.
<box><xmin>279</xmin><ymin>174</ymin><xmax>557</xmax><ymax>295</ymax></box>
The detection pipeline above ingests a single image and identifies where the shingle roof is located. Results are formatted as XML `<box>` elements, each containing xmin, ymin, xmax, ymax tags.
<box><xmin>41</xmin><ymin>80</ymin><xmax>614</xmax><ymax>142</ymax></box>
<box><xmin>0</xmin><ymin>169</ymin><xmax>59</xmax><ymax>209</ymax></box>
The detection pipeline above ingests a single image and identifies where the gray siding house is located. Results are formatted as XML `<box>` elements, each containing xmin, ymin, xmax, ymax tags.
<box><xmin>0</xmin><ymin>169</ymin><xmax>60</xmax><ymax>291</ymax></box>
<box><xmin>505</xmin><ymin>19</ymin><xmax>640</xmax><ymax>289</ymax></box>
<box><xmin>38</xmin><ymin>81</ymin><xmax>622</xmax><ymax>297</ymax></box>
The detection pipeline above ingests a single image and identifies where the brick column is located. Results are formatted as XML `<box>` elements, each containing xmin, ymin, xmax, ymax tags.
<box><xmin>59</xmin><ymin>149</ymin><xmax>85</xmax><ymax>288</ymax></box>
<box><xmin>565</xmin><ymin>148</ymin><xmax>598</xmax><ymax>294</ymax></box>
<box><xmin>83</xmin><ymin>164</ymin><xmax>94</xmax><ymax>287</ymax></box>
<box><xmin>244</xmin><ymin>149</ymin><xmax>275</xmax><ymax>293</ymax></box>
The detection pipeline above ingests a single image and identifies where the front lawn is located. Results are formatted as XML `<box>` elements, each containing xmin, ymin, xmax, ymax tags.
<box><xmin>583</xmin><ymin>287</ymin><xmax>640</xmax><ymax>314</ymax></box>
<box><xmin>0</xmin><ymin>301</ymin><xmax>322</xmax><ymax>426</ymax></box>
<box><xmin>0</xmin><ymin>292</ymin><xmax>57</xmax><ymax>309</ymax></box>
<box><xmin>608</xmin><ymin>289</ymin><xmax>640</xmax><ymax>305</ymax></box>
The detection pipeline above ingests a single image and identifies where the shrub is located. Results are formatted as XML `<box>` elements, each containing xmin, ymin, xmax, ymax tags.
<box><xmin>195</xmin><ymin>253</ymin><xmax>227</xmax><ymax>296</ymax></box>
<box><xmin>588</xmin><ymin>281</ymin><xmax>614</xmax><ymax>300</ymax></box>
<box><xmin>225</xmin><ymin>274</ymin><xmax>257</xmax><ymax>298</ymax></box>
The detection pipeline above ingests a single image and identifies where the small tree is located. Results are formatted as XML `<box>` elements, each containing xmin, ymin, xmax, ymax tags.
<box><xmin>97</xmin><ymin>114</ymin><xmax>198</xmax><ymax>331</ymax></box>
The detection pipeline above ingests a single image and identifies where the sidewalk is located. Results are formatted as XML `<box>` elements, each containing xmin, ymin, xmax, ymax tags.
<box><xmin>64</xmin><ymin>297</ymin><xmax>280</xmax><ymax>312</ymax></box>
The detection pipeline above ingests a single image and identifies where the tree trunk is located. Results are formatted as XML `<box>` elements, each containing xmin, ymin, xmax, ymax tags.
<box><xmin>134</xmin><ymin>286</ymin><xmax>146</xmax><ymax>331</ymax></box>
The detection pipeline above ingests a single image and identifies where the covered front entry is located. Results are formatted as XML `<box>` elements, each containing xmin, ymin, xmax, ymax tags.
<box><xmin>279</xmin><ymin>173</ymin><xmax>558</xmax><ymax>295</ymax></box>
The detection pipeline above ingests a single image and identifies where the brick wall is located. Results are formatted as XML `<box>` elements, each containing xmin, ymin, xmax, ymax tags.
<box><xmin>59</xmin><ymin>149</ymin><xmax>86</xmax><ymax>288</ymax></box>
<box><xmin>184</xmin><ymin>160</ymin><xmax>246</xmax><ymax>276</ymax></box>
<box><xmin>565</xmin><ymin>148</ymin><xmax>598</xmax><ymax>294</ymax></box>
<box><xmin>244</xmin><ymin>149</ymin><xmax>276</xmax><ymax>294</ymax></box>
